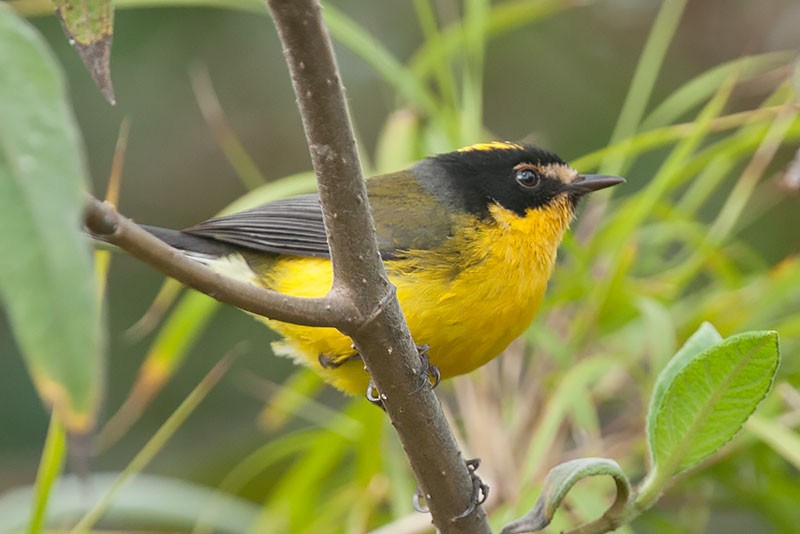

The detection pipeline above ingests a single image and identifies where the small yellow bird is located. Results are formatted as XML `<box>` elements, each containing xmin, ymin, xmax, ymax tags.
<box><xmin>143</xmin><ymin>142</ymin><xmax>623</xmax><ymax>395</ymax></box>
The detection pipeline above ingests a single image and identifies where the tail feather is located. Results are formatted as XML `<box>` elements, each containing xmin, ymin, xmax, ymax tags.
<box><xmin>142</xmin><ymin>225</ymin><xmax>260</xmax><ymax>283</ymax></box>
<box><xmin>90</xmin><ymin>223</ymin><xmax>259</xmax><ymax>283</ymax></box>
<box><xmin>139</xmin><ymin>225</ymin><xmax>236</xmax><ymax>259</ymax></box>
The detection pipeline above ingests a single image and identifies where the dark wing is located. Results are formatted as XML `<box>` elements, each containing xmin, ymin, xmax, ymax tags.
<box><xmin>367</xmin><ymin>170</ymin><xmax>459</xmax><ymax>256</ymax></box>
<box><xmin>183</xmin><ymin>194</ymin><xmax>331</xmax><ymax>258</ymax></box>
<box><xmin>182</xmin><ymin>171</ymin><xmax>459</xmax><ymax>259</ymax></box>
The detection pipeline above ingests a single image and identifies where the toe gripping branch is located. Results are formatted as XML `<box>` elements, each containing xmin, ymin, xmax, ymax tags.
<box><xmin>412</xmin><ymin>458</ymin><xmax>490</xmax><ymax>521</ymax></box>
<box><xmin>452</xmin><ymin>458</ymin><xmax>490</xmax><ymax>521</ymax></box>
<box><xmin>413</xmin><ymin>344</ymin><xmax>440</xmax><ymax>393</ymax></box>
<box><xmin>365</xmin><ymin>343</ymin><xmax>440</xmax><ymax>407</ymax></box>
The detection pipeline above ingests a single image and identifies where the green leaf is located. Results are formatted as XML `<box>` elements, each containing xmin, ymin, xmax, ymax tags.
<box><xmin>648</xmin><ymin>330</ymin><xmax>780</xmax><ymax>476</ymax></box>
<box><xmin>501</xmin><ymin>458</ymin><xmax>632</xmax><ymax>533</ymax></box>
<box><xmin>746</xmin><ymin>413</ymin><xmax>800</xmax><ymax>471</ymax></box>
<box><xmin>97</xmin><ymin>172</ymin><xmax>317</xmax><ymax>449</ymax></box>
<box><xmin>51</xmin><ymin>0</ymin><xmax>115</xmax><ymax>103</ymax></box>
<box><xmin>646</xmin><ymin>321</ymin><xmax>722</xmax><ymax>447</ymax></box>
<box><xmin>0</xmin><ymin>473</ymin><xmax>260</xmax><ymax>533</ymax></box>
<box><xmin>570</xmin><ymin>104</ymin><xmax>790</xmax><ymax>172</ymax></box>
<box><xmin>322</xmin><ymin>4</ymin><xmax>440</xmax><ymax>120</ymax></box>
<box><xmin>28</xmin><ymin>414</ymin><xmax>67</xmax><ymax>534</ymax></box>
<box><xmin>635</xmin><ymin>296</ymin><xmax>677</xmax><ymax>371</ymax></box>
<box><xmin>520</xmin><ymin>356</ymin><xmax>621</xmax><ymax>484</ymax></box>
<box><xmin>600</xmin><ymin>0</ymin><xmax>689</xmax><ymax>176</ymax></box>
<box><xmin>220</xmin><ymin>171</ymin><xmax>317</xmax><ymax>215</ymax></box>
<box><xmin>409</xmin><ymin>0</ymin><xmax>573</xmax><ymax>82</ymax></box>
<box><xmin>0</xmin><ymin>6</ymin><xmax>103</xmax><ymax>434</ymax></box>
<box><xmin>72</xmin><ymin>354</ymin><xmax>235</xmax><ymax>534</ymax></box>
<box><xmin>374</xmin><ymin>109</ymin><xmax>421</xmax><ymax>173</ymax></box>
<box><xmin>641</xmin><ymin>51</ymin><xmax>796</xmax><ymax>130</ymax></box>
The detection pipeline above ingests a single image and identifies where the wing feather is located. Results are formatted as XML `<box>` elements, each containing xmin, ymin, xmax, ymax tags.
<box><xmin>183</xmin><ymin>194</ymin><xmax>332</xmax><ymax>258</ymax></box>
<box><xmin>181</xmin><ymin>172</ymin><xmax>459</xmax><ymax>259</ymax></box>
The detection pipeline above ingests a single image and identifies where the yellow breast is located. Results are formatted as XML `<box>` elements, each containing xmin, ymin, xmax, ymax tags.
<box><xmin>258</xmin><ymin>197</ymin><xmax>574</xmax><ymax>395</ymax></box>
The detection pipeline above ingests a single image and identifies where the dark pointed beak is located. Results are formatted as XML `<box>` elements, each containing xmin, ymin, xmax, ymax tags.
<box><xmin>568</xmin><ymin>174</ymin><xmax>626</xmax><ymax>195</ymax></box>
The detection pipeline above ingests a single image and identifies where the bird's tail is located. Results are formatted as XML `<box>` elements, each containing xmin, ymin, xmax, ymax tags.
<box><xmin>90</xmin><ymin>224</ymin><xmax>236</xmax><ymax>264</ymax></box>
<box><xmin>90</xmin><ymin>224</ymin><xmax>262</xmax><ymax>285</ymax></box>
<box><xmin>138</xmin><ymin>225</ymin><xmax>236</xmax><ymax>263</ymax></box>
<box><xmin>139</xmin><ymin>226</ymin><xmax>261</xmax><ymax>283</ymax></box>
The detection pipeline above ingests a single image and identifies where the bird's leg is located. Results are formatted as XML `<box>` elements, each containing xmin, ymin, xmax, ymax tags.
<box><xmin>365</xmin><ymin>380</ymin><xmax>385</xmax><ymax>410</ymax></box>
<box><xmin>413</xmin><ymin>486</ymin><xmax>430</xmax><ymax>513</ymax></box>
<box><xmin>317</xmin><ymin>352</ymin><xmax>361</xmax><ymax>369</ymax></box>
<box><xmin>451</xmin><ymin>458</ymin><xmax>490</xmax><ymax>521</ymax></box>
<box><xmin>413</xmin><ymin>344</ymin><xmax>440</xmax><ymax>393</ymax></box>
<box><xmin>317</xmin><ymin>352</ymin><xmax>385</xmax><ymax>409</ymax></box>
<box><xmin>359</xmin><ymin>343</ymin><xmax>438</xmax><ymax>405</ymax></box>
<box><xmin>411</xmin><ymin>459</ymin><xmax>489</xmax><ymax>518</ymax></box>
<box><xmin>317</xmin><ymin>354</ymin><xmax>339</xmax><ymax>369</ymax></box>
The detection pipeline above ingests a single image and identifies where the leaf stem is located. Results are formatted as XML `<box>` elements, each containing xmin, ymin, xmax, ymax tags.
<box><xmin>27</xmin><ymin>414</ymin><xmax>66</xmax><ymax>534</ymax></box>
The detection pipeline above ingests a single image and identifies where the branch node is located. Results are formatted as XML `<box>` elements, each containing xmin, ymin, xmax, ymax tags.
<box><xmin>352</xmin><ymin>283</ymin><xmax>397</xmax><ymax>335</ymax></box>
<box><xmin>84</xmin><ymin>198</ymin><xmax>119</xmax><ymax>235</ymax></box>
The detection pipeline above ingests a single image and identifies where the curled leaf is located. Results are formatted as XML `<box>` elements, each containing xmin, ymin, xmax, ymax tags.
<box><xmin>501</xmin><ymin>458</ymin><xmax>631</xmax><ymax>534</ymax></box>
<box><xmin>646</xmin><ymin>321</ymin><xmax>722</xmax><ymax>445</ymax></box>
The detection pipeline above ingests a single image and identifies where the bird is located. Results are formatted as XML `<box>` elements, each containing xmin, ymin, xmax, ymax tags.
<box><xmin>140</xmin><ymin>141</ymin><xmax>624</xmax><ymax>395</ymax></box>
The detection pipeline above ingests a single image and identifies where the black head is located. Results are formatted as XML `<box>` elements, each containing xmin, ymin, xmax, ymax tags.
<box><xmin>414</xmin><ymin>141</ymin><xmax>624</xmax><ymax>218</ymax></box>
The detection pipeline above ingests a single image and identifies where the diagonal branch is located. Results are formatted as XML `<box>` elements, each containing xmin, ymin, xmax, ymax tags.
<box><xmin>265</xmin><ymin>1</ymin><xmax>491</xmax><ymax>532</ymax></box>
<box><xmin>84</xmin><ymin>196</ymin><xmax>355</xmax><ymax>329</ymax></box>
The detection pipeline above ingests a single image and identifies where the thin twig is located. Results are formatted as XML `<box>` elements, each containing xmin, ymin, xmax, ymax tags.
<box><xmin>84</xmin><ymin>197</ymin><xmax>354</xmax><ymax>329</ymax></box>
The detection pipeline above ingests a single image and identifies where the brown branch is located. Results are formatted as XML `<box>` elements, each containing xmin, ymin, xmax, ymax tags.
<box><xmin>84</xmin><ymin>197</ymin><xmax>355</xmax><ymax>329</ymax></box>
<box><xmin>265</xmin><ymin>1</ymin><xmax>491</xmax><ymax>532</ymax></box>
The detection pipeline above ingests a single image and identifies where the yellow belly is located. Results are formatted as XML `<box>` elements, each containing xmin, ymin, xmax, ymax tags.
<box><xmin>256</xmin><ymin>201</ymin><xmax>571</xmax><ymax>395</ymax></box>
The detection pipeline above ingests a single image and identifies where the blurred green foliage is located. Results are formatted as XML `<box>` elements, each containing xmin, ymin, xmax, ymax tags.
<box><xmin>1</xmin><ymin>0</ymin><xmax>799</xmax><ymax>533</ymax></box>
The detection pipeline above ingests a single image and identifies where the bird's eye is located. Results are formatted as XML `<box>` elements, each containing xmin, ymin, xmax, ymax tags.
<box><xmin>515</xmin><ymin>168</ymin><xmax>540</xmax><ymax>188</ymax></box>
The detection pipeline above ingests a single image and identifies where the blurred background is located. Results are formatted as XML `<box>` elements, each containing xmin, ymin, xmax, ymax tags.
<box><xmin>1</xmin><ymin>0</ymin><xmax>799</xmax><ymax>532</ymax></box>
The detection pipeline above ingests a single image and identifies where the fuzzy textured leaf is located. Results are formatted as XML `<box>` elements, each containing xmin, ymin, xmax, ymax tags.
<box><xmin>501</xmin><ymin>458</ymin><xmax>631</xmax><ymax>534</ymax></box>
<box><xmin>0</xmin><ymin>6</ymin><xmax>103</xmax><ymax>434</ymax></box>
<box><xmin>646</xmin><ymin>321</ymin><xmax>722</xmax><ymax>446</ymax></box>
<box><xmin>649</xmin><ymin>330</ymin><xmax>779</xmax><ymax>475</ymax></box>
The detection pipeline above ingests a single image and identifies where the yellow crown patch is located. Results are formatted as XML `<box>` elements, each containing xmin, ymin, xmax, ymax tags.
<box><xmin>457</xmin><ymin>141</ymin><xmax>525</xmax><ymax>153</ymax></box>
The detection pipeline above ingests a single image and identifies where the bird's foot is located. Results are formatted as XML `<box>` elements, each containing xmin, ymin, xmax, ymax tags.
<box><xmin>452</xmin><ymin>458</ymin><xmax>489</xmax><ymax>521</ymax></box>
<box><xmin>317</xmin><ymin>353</ymin><xmax>340</xmax><ymax>369</ymax></box>
<box><xmin>413</xmin><ymin>486</ymin><xmax>429</xmax><ymax>513</ymax></box>
<box><xmin>411</xmin><ymin>458</ymin><xmax>489</xmax><ymax>519</ymax></box>
<box><xmin>366</xmin><ymin>380</ymin><xmax>385</xmax><ymax>410</ymax></box>
<box><xmin>363</xmin><ymin>343</ymin><xmax>437</xmax><ymax>405</ymax></box>
<box><xmin>413</xmin><ymin>344</ymin><xmax>440</xmax><ymax>393</ymax></box>
<box><xmin>318</xmin><ymin>352</ymin><xmax>361</xmax><ymax>369</ymax></box>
